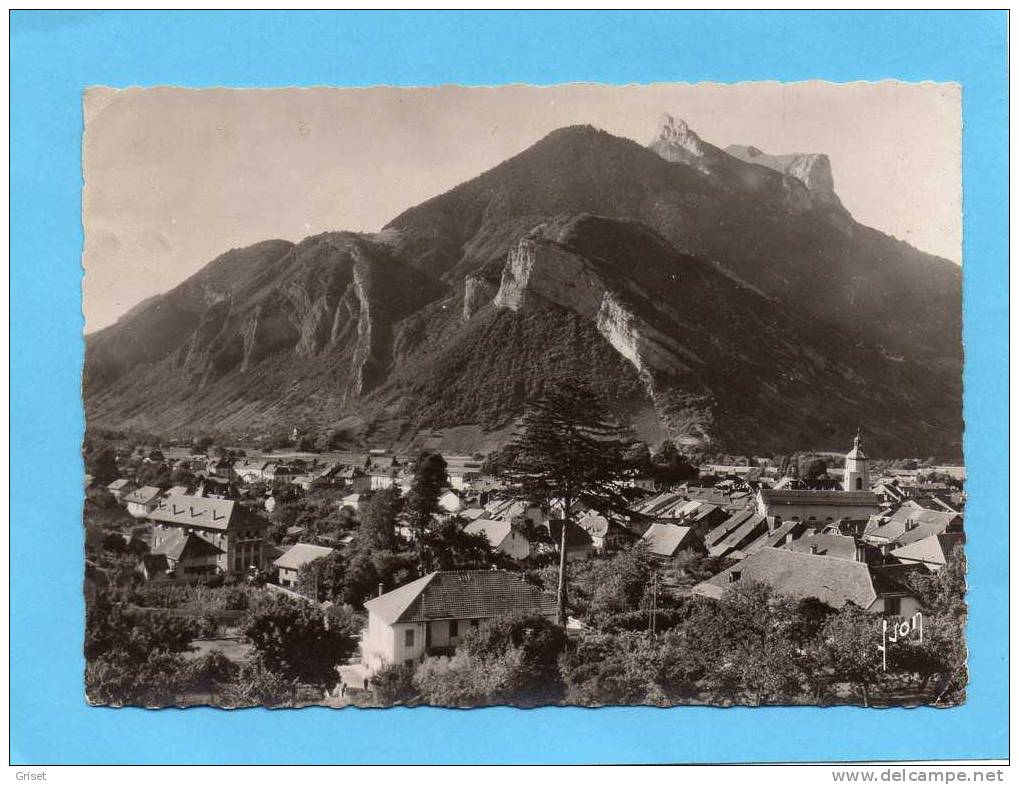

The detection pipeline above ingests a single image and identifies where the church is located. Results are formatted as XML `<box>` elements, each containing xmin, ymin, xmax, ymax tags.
<box><xmin>757</xmin><ymin>434</ymin><xmax>882</xmax><ymax>522</ymax></box>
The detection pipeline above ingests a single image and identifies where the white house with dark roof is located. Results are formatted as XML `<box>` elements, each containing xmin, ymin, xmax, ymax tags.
<box><xmin>148</xmin><ymin>494</ymin><xmax>269</xmax><ymax>575</ymax></box>
<box><xmin>123</xmin><ymin>485</ymin><xmax>163</xmax><ymax>518</ymax></box>
<box><xmin>463</xmin><ymin>519</ymin><xmax>532</xmax><ymax>560</ymax></box>
<box><xmin>106</xmin><ymin>478</ymin><xmax>134</xmax><ymax>503</ymax></box>
<box><xmin>273</xmin><ymin>543</ymin><xmax>337</xmax><ymax>588</ymax></box>
<box><xmin>360</xmin><ymin>570</ymin><xmax>557</xmax><ymax>673</ymax></box>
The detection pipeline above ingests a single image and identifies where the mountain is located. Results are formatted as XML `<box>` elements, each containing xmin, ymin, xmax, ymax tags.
<box><xmin>84</xmin><ymin>117</ymin><xmax>963</xmax><ymax>456</ymax></box>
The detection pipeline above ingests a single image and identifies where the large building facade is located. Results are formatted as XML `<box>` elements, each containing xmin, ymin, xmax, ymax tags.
<box><xmin>148</xmin><ymin>495</ymin><xmax>270</xmax><ymax>576</ymax></box>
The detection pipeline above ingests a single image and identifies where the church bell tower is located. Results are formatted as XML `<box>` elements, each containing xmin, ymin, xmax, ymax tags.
<box><xmin>843</xmin><ymin>431</ymin><xmax>870</xmax><ymax>492</ymax></box>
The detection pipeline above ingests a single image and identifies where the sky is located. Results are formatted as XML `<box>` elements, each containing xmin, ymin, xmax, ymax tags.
<box><xmin>83</xmin><ymin>81</ymin><xmax>961</xmax><ymax>333</ymax></box>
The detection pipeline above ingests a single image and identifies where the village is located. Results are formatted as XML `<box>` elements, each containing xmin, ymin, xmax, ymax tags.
<box><xmin>83</xmin><ymin>417</ymin><xmax>967</xmax><ymax>709</ymax></box>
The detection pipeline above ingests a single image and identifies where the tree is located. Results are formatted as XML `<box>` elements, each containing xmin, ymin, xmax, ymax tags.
<box><xmin>84</xmin><ymin>590</ymin><xmax>200</xmax><ymax>706</ymax></box>
<box><xmin>370</xmin><ymin>663</ymin><xmax>420</xmax><ymax>706</ymax></box>
<box><xmin>295</xmin><ymin>552</ymin><xmax>346</xmax><ymax>602</ymax></box>
<box><xmin>459</xmin><ymin>613</ymin><xmax>568</xmax><ymax>703</ymax></box>
<box><xmin>501</xmin><ymin>379</ymin><xmax>633</xmax><ymax>625</ymax></box>
<box><xmin>652</xmin><ymin>441</ymin><xmax>699</xmax><ymax>487</ymax></box>
<box><xmin>87</xmin><ymin>445</ymin><xmax>120</xmax><ymax>485</ymax></box>
<box><xmin>807</xmin><ymin>603</ymin><xmax>884</xmax><ymax>706</ymax></box>
<box><xmin>562</xmin><ymin>630</ymin><xmax>669</xmax><ymax>706</ymax></box>
<box><xmin>670</xmin><ymin>584</ymin><xmax>808</xmax><ymax>705</ymax></box>
<box><xmin>412</xmin><ymin>614</ymin><xmax>568</xmax><ymax>707</ymax></box>
<box><xmin>421</xmin><ymin>516</ymin><xmax>493</xmax><ymax>571</ymax></box>
<box><xmin>243</xmin><ymin>593</ymin><xmax>354</xmax><ymax>687</ymax></box>
<box><xmin>358</xmin><ymin>486</ymin><xmax>403</xmax><ymax>551</ymax></box>
<box><xmin>405</xmin><ymin>451</ymin><xmax>449</xmax><ymax>569</ymax></box>
<box><xmin>191</xmin><ymin>436</ymin><xmax>214</xmax><ymax>455</ymax></box>
<box><xmin>802</xmin><ymin>457</ymin><xmax>829</xmax><ymax>481</ymax></box>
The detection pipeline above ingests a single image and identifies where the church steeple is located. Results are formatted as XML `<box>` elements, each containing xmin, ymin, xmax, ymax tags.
<box><xmin>843</xmin><ymin>430</ymin><xmax>870</xmax><ymax>491</ymax></box>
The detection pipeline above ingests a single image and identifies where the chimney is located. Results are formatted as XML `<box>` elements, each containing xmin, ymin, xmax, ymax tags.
<box><xmin>377</xmin><ymin>582</ymin><xmax>384</xmax><ymax>598</ymax></box>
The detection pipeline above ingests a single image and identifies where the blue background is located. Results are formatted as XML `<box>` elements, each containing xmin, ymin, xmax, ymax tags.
<box><xmin>10</xmin><ymin>10</ymin><xmax>1008</xmax><ymax>764</ymax></box>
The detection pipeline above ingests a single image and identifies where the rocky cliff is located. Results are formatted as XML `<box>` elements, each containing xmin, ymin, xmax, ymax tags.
<box><xmin>84</xmin><ymin>119</ymin><xmax>963</xmax><ymax>456</ymax></box>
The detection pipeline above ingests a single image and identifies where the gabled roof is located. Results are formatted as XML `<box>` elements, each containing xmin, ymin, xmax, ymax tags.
<box><xmin>274</xmin><ymin>543</ymin><xmax>336</xmax><ymax>571</ymax></box>
<box><xmin>707</xmin><ymin>512</ymin><xmax>770</xmax><ymax>557</ymax></box>
<box><xmin>891</xmin><ymin>532</ymin><xmax>965</xmax><ymax>566</ymax></box>
<box><xmin>107</xmin><ymin>478</ymin><xmax>131</xmax><ymax>491</ymax></box>
<box><xmin>759</xmin><ymin>489</ymin><xmax>881</xmax><ymax>507</ymax></box>
<box><xmin>140</xmin><ymin>553</ymin><xmax>171</xmax><ymax>575</ymax></box>
<box><xmin>152</xmin><ymin>530</ymin><xmax>224</xmax><ymax>561</ymax></box>
<box><xmin>577</xmin><ymin>514</ymin><xmax>634</xmax><ymax>540</ymax></box>
<box><xmin>122</xmin><ymin>485</ymin><xmax>162</xmax><ymax>505</ymax></box>
<box><xmin>640</xmin><ymin>523</ymin><xmax>701</xmax><ymax>558</ymax></box>
<box><xmin>464</xmin><ymin>519</ymin><xmax>514</xmax><ymax>549</ymax></box>
<box><xmin>364</xmin><ymin>570</ymin><xmax>557</xmax><ymax>624</ymax></box>
<box><xmin>693</xmin><ymin>549</ymin><xmax>881</xmax><ymax>608</ymax></box>
<box><xmin>149</xmin><ymin>494</ymin><xmax>261</xmax><ymax>531</ymax></box>
<box><xmin>784</xmin><ymin>533</ymin><xmax>865</xmax><ymax>561</ymax></box>
<box><xmin>735</xmin><ymin>519</ymin><xmax>804</xmax><ymax>559</ymax></box>
<box><xmin>866</xmin><ymin>506</ymin><xmax>960</xmax><ymax>545</ymax></box>
<box><xmin>544</xmin><ymin>519</ymin><xmax>594</xmax><ymax>548</ymax></box>
<box><xmin>704</xmin><ymin>509</ymin><xmax>756</xmax><ymax>549</ymax></box>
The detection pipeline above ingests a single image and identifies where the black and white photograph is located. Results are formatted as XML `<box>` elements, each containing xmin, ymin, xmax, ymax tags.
<box><xmin>81</xmin><ymin>81</ymin><xmax>966</xmax><ymax>710</ymax></box>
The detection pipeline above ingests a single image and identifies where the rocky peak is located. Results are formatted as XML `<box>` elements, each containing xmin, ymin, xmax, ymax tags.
<box><xmin>651</xmin><ymin>113</ymin><xmax>707</xmax><ymax>159</ymax></box>
<box><xmin>725</xmin><ymin>144</ymin><xmax>842</xmax><ymax>207</ymax></box>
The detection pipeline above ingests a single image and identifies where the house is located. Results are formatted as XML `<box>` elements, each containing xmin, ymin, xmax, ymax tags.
<box><xmin>340</xmin><ymin>493</ymin><xmax>361</xmax><ymax>511</ymax></box>
<box><xmin>367</xmin><ymin>468</ymin><xmax>400</xmax><ymax>491</ymax></box>
<box><xmin>106</xmin><ymin>478</ymin><xmax>134</xmax><ymax>503</ymax></box>
<box><xmin>438</xmin><ymin>489</ymin><xmax>464</xmax><ymax>514</ymax></box>
<box><xmin>122</xmin><ymin>485</ymin><xmax>163</xmax><ymax>519</ymax></box>
<box><xmin>703</xmin><ymin>510</ymin><xmax>778</xmax><ymax>559</ymax></box>
<box><xmin>578</xmin><ymin>514</ymin><xmax>640</xmax><ymax>553</ymax></box>
<box><xmin>274</xmin><ymin>543</ymin><xmax>337</xmax><ymax>589</ymax></box>
<box><xmin>165</xmin><ymin>485</ymin><xmax>189</xmax><ymax>497</ymax></box>
<box><xmin>485</xmin><ymin>498</ymin><xmax>546</xmax><ymax>526</ymax></box>
<box><xmin>148</xmin><ymin>495</ymin><xmax>270</xmax><ymax>576</ymax></box>
<box><xmin>289</xmin><ymin>473</ymin><xmax>319</xmax><ymax>491</ymax></box>
<box><xmin>541</xmin><ymin>519</ymin><xmax>595</xmax><ymax>561</ymax></box>
<box><xmin>864</xmin><ymin>506</ymin><xmax>962</xmax><ymax>549</ymax></box>
<box><xmin>463</xmin><ymin>519</ymin><xmax>532</xmax><ymax>560</ymax></box>
<box><xmin>730</xmin><ymin>518</ymin><xmax>811</xmax><ymax>560</ymax></box>
<box><xmin>206</xmin><ymin>456</ymin><xmax>236</xmax><ymax>480</ymax></box>
<box><xmin>360</xmin><ymin>569</ymin><xmax>557</xmax><ymax>673</ymax></box>
<box><xmin>706</xmin><ymin>511</ymin><xmax>773</xmax><ymax>558</ymax></box>
<box><xmin>692</xmin><ymin>548</ymin><xmax>922</xmax><ymax>615</ymax></box>
<box><xmin>640</xmin><ymin>523</ymin><xmax>705</xmax><ymax>562</ymax></box>
<box><xmin>782</xmin><ymin>533</ymin><xmax>884</xmax><ymax>565</ymax></box>
<box><xmin>234</xmin><ymin>459</ymin><xmax>271</xmax><ymax>484</ymax></box>
<box><xmin>139</xmin><ymin>530</ymin><xmax>224</xmax><ymax>581</ymax></box>
<box><xmin>890</xmin><ymin>532</ymin><xmax>965</xmax><ymax>571</ymax></box>
<box><xmin>680</xmin><ymin>503</ymin><xmax>730</xmax><ymax>539</ymax></box>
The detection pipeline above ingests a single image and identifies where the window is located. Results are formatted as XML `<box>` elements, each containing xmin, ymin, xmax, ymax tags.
<box><xmin>404</xmin><ymin>628</ymin><xmax>415</xmax><ymax>647</ymax></box>
<box><xmin>856</xmin><ymin>477</ymin><xmax>863</xmax><ymax>490</ymax></box>
<box><xmin>728</xmin><ymin>571</ymin><xmax>741</xmax><ymax>584</ymax></box>
<box><xmin>449</xmin><ymin>620</ymin><xmax>459</xmax><ymax>638</ymax></box>
<box><xmin>885</xmin><ymin>597</ymin><xmax>902</xmax><ymax>616</ymax></box>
